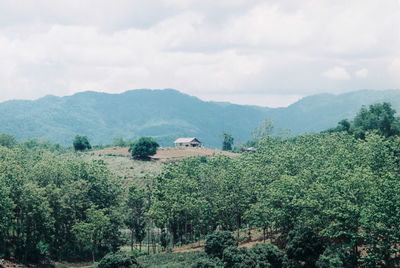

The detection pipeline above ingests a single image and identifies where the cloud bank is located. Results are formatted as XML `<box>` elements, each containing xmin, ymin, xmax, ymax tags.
<box><xmin>0</xmin><ymin>0</ymin><xmax>399</xmax><ymax>107</ymax></box>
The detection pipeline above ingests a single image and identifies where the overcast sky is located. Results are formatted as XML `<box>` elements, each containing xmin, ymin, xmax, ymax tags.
<box><xmin>0</xmin><ymin>0</ymin><xmax>399</xmax><ymax>107</ymax></box>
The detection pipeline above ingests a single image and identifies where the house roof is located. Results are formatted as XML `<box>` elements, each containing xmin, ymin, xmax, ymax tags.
<box><xmin>174</xmin><ymin>137</ymin><xmax>201</xmax><ymax>143</ymax></box>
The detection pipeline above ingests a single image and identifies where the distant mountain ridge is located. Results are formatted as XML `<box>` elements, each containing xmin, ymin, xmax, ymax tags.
<box><xmin>1</xmin><ymin>89</ymin><xmax>400</xmax><ymax>147</ymax></box>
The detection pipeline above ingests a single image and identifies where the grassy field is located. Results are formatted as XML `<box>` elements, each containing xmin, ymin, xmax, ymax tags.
<box><xmin>76</xmin><ymin>146</ymin><xmax>239</xmax><ymax>187</ymax></box>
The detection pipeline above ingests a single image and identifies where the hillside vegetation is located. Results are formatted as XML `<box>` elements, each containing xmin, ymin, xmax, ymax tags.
<box><xmin>1</xmin><ymin>102</ymin><xmax>400</xmax><ymax>267</ymax></box>
<box><xmin>2</xmin><ymin>88</ymin><xmax>400</xmax><ymax>147</ymax></box>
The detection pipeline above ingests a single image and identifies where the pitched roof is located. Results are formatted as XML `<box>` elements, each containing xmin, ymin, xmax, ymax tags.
<box><xmin>174</xmin><ymin>137</ymin><xmax>201</xmax><ymax>143</ymax></box>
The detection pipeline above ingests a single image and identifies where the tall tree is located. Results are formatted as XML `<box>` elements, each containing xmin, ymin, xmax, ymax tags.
<box><xmin>222</xmin><ymin>132</ymin><xmax>234</xmax><ymax>151</ymax></box>
<box><xmin>125</xmin><ymin>185</ymin><xmax>147</xmax><ymax>252</ymax></box>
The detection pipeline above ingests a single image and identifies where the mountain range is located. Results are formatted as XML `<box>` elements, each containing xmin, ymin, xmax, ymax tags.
<box><xmin>1</xmin><ymin>89</ymin><xmax>400</xmax><ymax>147</ymax></box>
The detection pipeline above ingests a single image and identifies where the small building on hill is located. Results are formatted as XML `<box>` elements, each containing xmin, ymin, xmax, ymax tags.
<box><xmin>174</xmin><ymin>137</ymin><xmax>202</xmax><ymax>148</ymax></box>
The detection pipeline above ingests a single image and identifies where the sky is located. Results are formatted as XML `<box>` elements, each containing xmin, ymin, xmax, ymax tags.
<box><xmin>0</xmin><ymin>0</ymin><xmax>399</xmax><ymax>107</ymax></box>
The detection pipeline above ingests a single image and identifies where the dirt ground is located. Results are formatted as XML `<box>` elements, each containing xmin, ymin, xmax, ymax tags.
<box><xmin>92</xmin><ymin>146</ymin><xmax>239</xmax><ymax>162</ymax></box>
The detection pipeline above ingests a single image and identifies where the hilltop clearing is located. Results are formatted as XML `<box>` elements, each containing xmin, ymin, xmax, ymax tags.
<box><xmin>78</xmin><ymin>147</ymin><xmax>239</xmax><ymax>186</ymax></box>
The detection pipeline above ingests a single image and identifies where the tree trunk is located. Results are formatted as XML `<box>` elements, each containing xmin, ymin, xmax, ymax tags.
<box><xmin>147</xmin><ymin>226</ymin><xmax>150</xmax><ymax>255</ymax></box>
<box><xmin>263</xmin><ymin>228</ymin><xmax>266</xmax><ymax>243</ymax></box>
<box><xmin>131</xmin><ymin>230</ymin><xmax>134</xmax><ymax>251</ymax></box>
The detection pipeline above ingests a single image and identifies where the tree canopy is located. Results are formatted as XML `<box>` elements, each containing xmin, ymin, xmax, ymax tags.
<box><xmin>221</xmin><ymin>131</ymin><xmax>234</xmax><ymax>151</ymax></box>
<box><xmin>73</xmin><ymin>135</ymin><xmax>91</xmax><ymax>151</ymax></box>
<box><xmin>129</xmin><ymin>137</ymin><xmax>159</xmax><ymax>159</ymax></box>
<box><xmin>326</xmin><ymin>102</ymin><xmax>400</xmax><ymax>139</ymax></box>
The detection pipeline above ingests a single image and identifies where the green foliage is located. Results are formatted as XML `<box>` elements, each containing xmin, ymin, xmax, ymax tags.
<box><xmin>0</xmin><ymin>145</ymin><xmax>123</xmax><ymax>263</ymax></box>
<box><xmin>204</xmin><ymin>231</ymin><xmax>237</xmax><ymax>259</ymax></box>
<box><xmin>221</xmin><ymin>132</ymin><xmax>234</xmax><ymax>151</ymax></box>
<box><xmin>129</xmin><ymin>137</ymin><xmax>159</xmax><ymax>159</ymax></box>
<box><xmin>249</xmin><ymin>243</ymin><xmax>287</xmax><ymax>268</ymax></box>
<box><xmin>0</xmin><ymin>133</ymin><xmax>16</xmax><ymax>148</ymax></box>
<box><xmin>191</xmin><ymin>258</ymin><xmax>219</xmax><ymax>268</ymax></box>
<box><xmin>159</xmin><ymin>231</ymin><xmax>170</xmax><ymax>251</ymax></box>
<box><xmin>221</xmin><ymin>243</ymin><xmax>287</xmax><ymax>268</ymax></box>
<box><xmin>138</xmin><ymin>251</ymin><xmax>206</xmax><ymax>268</ymax></box>
<box><xmin>125</xmin><ymin>185</ymin><xmax>147</xmax><ymax>251</ymax></box>
<box><xmin>316</xmin><ymin>247</ymin><xmax>348</xmax><ymax>268</ymax></box>
<box><xmin>97</xmin><ymin>251</ymin><xmax>140</xmax><ymax>268</ymax></box>
<box><xmin>73</xmin><ymin>135</ymin><xmax>92</xmax><ymax>151</ymax></box>
<box><xmin>222</xmin><ymin>246</ymin><xmax>253</xmax><ymax>268</ymax></box>
<box><xmin>285</xmin><ymin>227</ymin><xmax>325</xmax><ymax>267</ymax></box>
<box><xmin>327</xmin><ymin>102</ymin><xmax>400</xmax><ymax>139</ymax></box>
<box><xmin>352</xmin><ymin>102</ymin><xmax>400</xmax><ymax>138</ymax></box>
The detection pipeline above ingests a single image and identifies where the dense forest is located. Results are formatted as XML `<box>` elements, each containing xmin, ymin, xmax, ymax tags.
<box><xmin>1</xmin><ymin>103</ymin><xmax>400</xmax><ymax>267</ymax></box>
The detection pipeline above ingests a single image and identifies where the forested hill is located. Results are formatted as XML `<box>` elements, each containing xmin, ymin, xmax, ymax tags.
<box><xmin>1</xmin><ymin>88</ymin><xmax>400</xmax><ymax>147</ymax></box>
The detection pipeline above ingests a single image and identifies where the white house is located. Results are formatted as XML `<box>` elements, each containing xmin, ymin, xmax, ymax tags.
<box><xmin>174</xmin><ymin>137</ymin><xmax>202</xmax><ymax>148</ymax></box>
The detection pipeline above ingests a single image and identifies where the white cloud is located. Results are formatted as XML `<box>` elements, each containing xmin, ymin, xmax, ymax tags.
<box><xmin>322</xmin><ymin>67</ymin><xmax>351</xmax><ymax>80</ymax></box>
<box><xmin>224</xmin><ymin>3</ymin><xmax>312</xmax><ymax>47</ymax></box>
<box><xmin>355</xmin><ymin>68</ymin><xmax>368</xmax><ymax>78</ymax></box>
<box><xmin>0</xmin><ymin>0</ymin><xmax>399</xmax><ymax>107</ymax></box>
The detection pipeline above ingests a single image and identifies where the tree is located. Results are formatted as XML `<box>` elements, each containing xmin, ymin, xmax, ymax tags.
<box><xmin>73</xmin><ymin>135</ymin><xmax>91</xmax><ymax>151</ymax></box>
<box><xmin>352</xmin><ymin>102</ymin><xmax>400</xmax><ymax>138</ymax></box>
<box><xmin>72</xmin><ymin>207</ymin><xmax>111</xmax><ymax>263</ymax></box>
<box><xmin>129</xmin><ymin>137</ymin><xmax>159</xmax><ymax>159</ymax></box>
<box><xmin>251</xmin><ymin>118</ymin><xmax>274</xmax><ymax>144</ymax></box>
<box><xmin>204</xmin><ymin>231</ymin><xmax>237</xmax><ymax>259</ymax></box>
<box><xmin>221</xmin><ymin>132</ymin><xmax>234</xmax><ymax>151</ymax></box>
<box><xmin>0</xmin><ymin>133</ymin><xmax>16</xmax><ymax>148</ymax></box>
<box><xmin>125</xmin><ymin>185</ymin><xmax>147</xmax><ymax>252</ymax></box>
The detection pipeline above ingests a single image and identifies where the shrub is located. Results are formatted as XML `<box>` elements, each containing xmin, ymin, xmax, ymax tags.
<box><xmin>316</xmin><ymin>247</ymin><xmax>349</xmax><ymax>268</ymax></box>
<box><xmin>191</xmin><ymin>257</ymin><xmax>218</xmax><ymax>268</ymax></box>
<box><xmin>97</xmin><ymin>251</ymin><xmax>140</xmax><ymax>268</ymax></box>
<box><xmin>249</xmin><ymin>243</ymin><xmax>287</xmax><ymax>268</ymax></box>
<box><xmin>222</xmin><ymin>246</ymin><xmax>254</xmax><ymax>268</ymax></box>
<box><xmin>204</xmin><ymin>231</ymin><xmax>237</xmax><ymax>259</ymax></box>
<box><xmin>285</xmin><ymin>227</ymin><xmax>325</xmax><ymax>267</ymax></box>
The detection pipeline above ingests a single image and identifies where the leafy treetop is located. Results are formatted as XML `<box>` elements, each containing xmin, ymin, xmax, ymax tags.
<box><xmin>129</xmin><ymin>137</ymin><xmax>159</xmax><ymax>159</ymax></box>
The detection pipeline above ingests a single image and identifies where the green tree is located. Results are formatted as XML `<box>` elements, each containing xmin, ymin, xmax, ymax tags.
<box><xmin>221</xmin><ymin>132</ymin><xmax>234</xmax><ymax>151</ymax></box>
<box><xmin>0</xmin><ymin>133</ymin><xmax>17</xmax><ymax>148</ymax></box>
<box><xmin>352</xmin><ymin>102</ymin><xmax>400</xmax><ymax>139</ymax></box>
<box><xmin>0</xmin><ymin>175</ymin><xmax>14</xmax><ymax>256</ymax></box>
<box><xmin>204</xmin><ymin>231</ymin><xmax>237</xmax><ymax>259</ymax></box>
<box><xmin>125</xmin><ymin>185</ymin><xmax>147</xmax><ymax>252</ymax></box>
<box><xmin>73</xmin><ymin>135</ymin><xmax>91</xmax><ymax>151</ymax></box>
<box><xmin>129</xmin><ymin>137</ymin><xmax>159</xmax><ymax>159</ymax></box>
<box><xmin>72</xmin><ymin>207</ymin><xmax>111</xmax><ymax>263</ymax></box>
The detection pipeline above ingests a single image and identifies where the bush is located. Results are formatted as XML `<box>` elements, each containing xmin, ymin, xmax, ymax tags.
<box><xmin>73</xmin><ymin>135</ymin><xmax>91</xmax><ymax>151</ymax></box>
<box><xmin>191</xmin><ymin>257</ymin><xmax>218</xmax><ymax>268</ymax></box>
<box><xmin>316</xmin><ymin>247</ymin><xmax>350</xmax><ymax>268</ymax></box>
<box><xmin>222</xmin><ymin>246</ymin><xmax>254</xmax><ymax>268</ymax></box>
<box><xmin>204</xmin><ymin>231</ymin><xmax>237</xmax><ymax>259</ymax></box>
<box><xmin>249</xmin><ymin>243</ymin><xmax>287</xmax><ymax>268</ymax></box>
<box><xmin>129</xmin><ymin>137</ymin><xmax>159</xmax><ymax>160</ymax></box>
<box><xmin>285</xmin><ymin>227</ymin><xmax>325</xmax><ymax>267</ymax></box>
<box><xmin>97</xmin><ymin>251</ymin><xmax>140</xmax><ymax>268</ymax></box>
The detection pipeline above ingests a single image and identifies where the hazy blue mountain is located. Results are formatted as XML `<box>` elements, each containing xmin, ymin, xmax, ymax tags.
<box><xmin>1</xmin><ymin>88</ymin><xmax>400</xmax><ymax>147</ymax></box>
